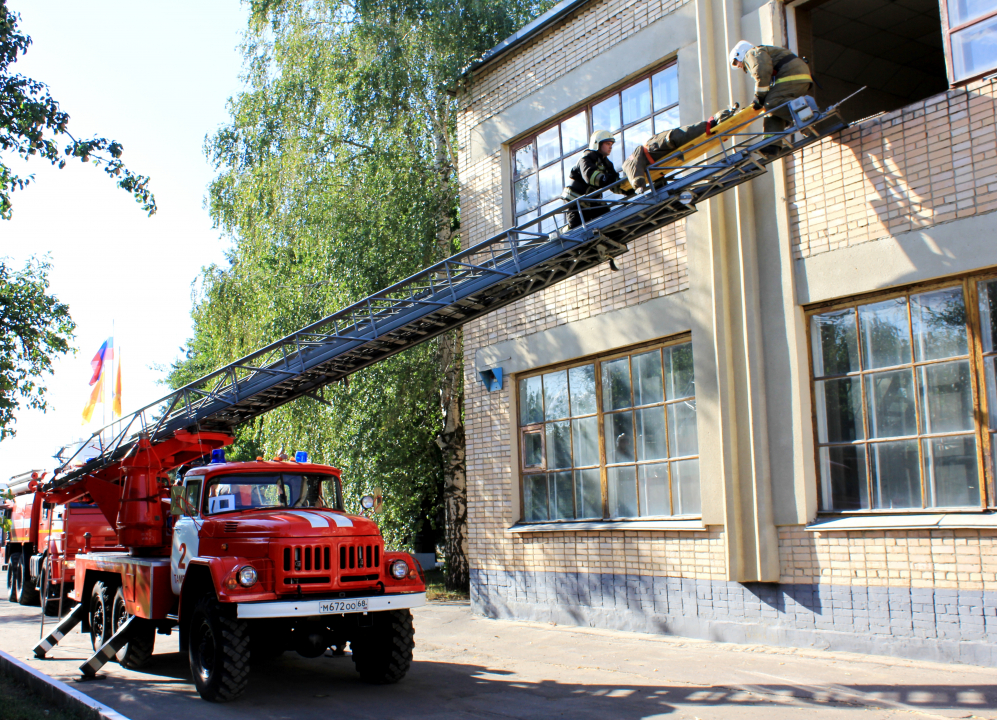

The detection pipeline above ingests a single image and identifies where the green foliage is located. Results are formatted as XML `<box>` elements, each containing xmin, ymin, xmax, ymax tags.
<box><xmin>0</xmin><ymin>0</ymin><xmax>155</xmax><ymax>218</ymax></box>
<box><xmin>0</xmin><ymin>257</ymin><xmax>75</xmax><ymax>440</ymax></box>
<box><xmin>172</xmin><ymin>0</ymin><xmax>554</xmax><ymax>550</ymax></box>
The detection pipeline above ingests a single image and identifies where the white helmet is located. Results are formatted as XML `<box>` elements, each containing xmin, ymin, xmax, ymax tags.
<box><xmin>729</xmin><ymin>40</ymin><xmax>753</xmax><ymax>67</ymax></box>
<box><xmin>589</xmin><ymin>129</ymin><xmax>615</xmax><ymax>152</ymax></box>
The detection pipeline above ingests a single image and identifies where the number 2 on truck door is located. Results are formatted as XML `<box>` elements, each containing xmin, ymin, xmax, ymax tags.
<box><xmin>171</xmin><ymin>478</ymin><xmax>201</xmax><ymax>595</ymax></box>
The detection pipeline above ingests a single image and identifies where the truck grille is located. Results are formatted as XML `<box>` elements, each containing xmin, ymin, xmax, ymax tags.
<box><xmin>273</xmin><ymin>540</ymin><xmax>383</xmax><ymax>592</ymax></box>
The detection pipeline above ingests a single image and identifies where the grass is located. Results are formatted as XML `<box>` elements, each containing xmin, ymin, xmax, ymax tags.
<box><xmin>424</xmin><ymin>568</ymin><xmax>470</xmax><ymax>602</ymax></box>
<box><xmin>0</xmin><ymin>673</ymin><xmax>88</xmax><ymax>720</ymax></box>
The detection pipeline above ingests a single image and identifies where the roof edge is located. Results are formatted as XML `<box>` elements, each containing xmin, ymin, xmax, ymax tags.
<box><xmin>462</xmin><ymin>0</ymin><xmax>593</xmax><ymax>79</ymax></box>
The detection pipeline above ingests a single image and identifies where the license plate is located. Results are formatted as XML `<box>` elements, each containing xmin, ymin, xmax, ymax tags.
<box><xmin>319</xmin><ymin>598</ymin><xmax>369</xmax><ymax>614</ymax></box>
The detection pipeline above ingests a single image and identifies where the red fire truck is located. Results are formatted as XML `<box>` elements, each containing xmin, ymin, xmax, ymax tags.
<box><xmin>36</xmin><ymin>432</ymin><xmax>425</xmax><ymax>702</ymax></box>
<box><xmin>3</xmin><ymin>470</ymin><xmax>118</xmax><ymax>610</ymax></box>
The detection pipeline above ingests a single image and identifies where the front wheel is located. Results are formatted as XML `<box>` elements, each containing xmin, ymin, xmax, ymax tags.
<box><xmin>350</xmin><ymin>609</ymin><xmax>415</xmax><ymax>684</ymax></box>
<box><xmin>89</xmin><ymin>581</ymin><xmax>113</xmax><ymax>652</ymax></box>
<box><xmin>188</xmin><ymin>595</ymin><xmax>250</xmax><ymax>702</ymax></box>
<box><xmin>112</xmin><ymin>586</ymin><xmax>155</xmax><ymax>668</ymax></box>
<box><xmin>6</xmin><ymin>553</ymin><xmax>20</xmax><ymax>602</ymax></box>
<box><xmin>17</xmin><ymin>553</ymin><xmax>39</xmax><ymax>606</ymax></box>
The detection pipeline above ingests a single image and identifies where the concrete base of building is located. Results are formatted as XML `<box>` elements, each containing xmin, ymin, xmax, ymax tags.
<box><xmin>471</xmin><ymin>568</ymin><xmax>997</xmax><ymax>667</ymax></box>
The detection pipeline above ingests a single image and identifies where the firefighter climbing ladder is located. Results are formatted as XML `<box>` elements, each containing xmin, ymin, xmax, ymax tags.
<box><xmin>49</xmin><ymin>96</ymin><xmax>849</xmax><ymax>492</ymax></box>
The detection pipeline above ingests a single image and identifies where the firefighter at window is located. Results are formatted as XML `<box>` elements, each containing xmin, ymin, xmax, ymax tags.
<box><xmin>622</xmin><ymin>105</ymin><xmax>738</xmax><ymax>193</ymax></box>
<box><xmin>729</xmin><ymin>41</ymin><xmax>813</xmax><ymax>149</ymax></box>
<box><xmin>562</xmin><ymin>130</ymin><xmax>621</xmax><ymax>231</ymax></box>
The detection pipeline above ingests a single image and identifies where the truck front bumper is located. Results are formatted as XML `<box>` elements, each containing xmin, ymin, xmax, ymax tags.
<box><xmin>236</xmin><ymin>591</ymin><xmax>426</xmax><ymax>619</ymax></box>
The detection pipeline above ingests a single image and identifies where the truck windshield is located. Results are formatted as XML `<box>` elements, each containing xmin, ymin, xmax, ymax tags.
<box><xmin>202</xmin><ymin>473</ymin><xmax>344</xmax><ymax>515</ymax></box>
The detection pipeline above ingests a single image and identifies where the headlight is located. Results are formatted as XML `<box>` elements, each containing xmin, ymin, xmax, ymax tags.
<box><xmin>361</xmin><ymin>494</ymin><xmax>376</xmax><ymax>510</ymax></box>
<box><xmin>390</xmin><ymin>560</ymin><xmax>409</xmax><ymax>579</ymax></box>
<box><xmin>237</xmin><ymin>565</ymin><xmax>258</xmax><ymax>587</ymax></box>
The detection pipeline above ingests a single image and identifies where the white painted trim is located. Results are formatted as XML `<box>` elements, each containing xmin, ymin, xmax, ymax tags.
<box><xmin>236</xmin><ymin>591</ymin><xmax>426</xmax><ymax>619</ymax></box>
<box><xmin>806</xmin><ymin>513</ymin><xmax>997</xmax><ymax>532</ymax></box>
<box><xmin>507</xmin><ymin>519</ymin><xmax>706</xmax><ymax>533</ymax></box>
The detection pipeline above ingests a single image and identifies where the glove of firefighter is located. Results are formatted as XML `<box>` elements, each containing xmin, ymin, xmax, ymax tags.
<box><xmin>752</xmin><ymin>92</ymin><xmax>767</xmax><ymax>111</ymax></box>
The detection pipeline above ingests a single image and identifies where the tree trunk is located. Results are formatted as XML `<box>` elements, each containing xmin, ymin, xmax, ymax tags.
<box><xmin>433</xmin><ymin>114</ymin><xmax>468</xmax><ymax>592</ymax></box>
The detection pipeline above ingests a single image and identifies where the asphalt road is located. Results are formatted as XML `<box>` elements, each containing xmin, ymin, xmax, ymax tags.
<box><xmin>1</xmin><ymin>597</ymin><xmax>995</xmax><ymax>719</ymax></box>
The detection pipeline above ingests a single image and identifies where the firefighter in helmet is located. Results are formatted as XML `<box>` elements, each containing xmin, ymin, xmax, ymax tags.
<box><xmin>562</xmin><ymin>129</ymin><xmax>621</xmax><ymax>230</ymax></box>
<box><xmin>729</xmin><ymin>41</ymin><xmax>813</xmax><ymax>146</ymax></box>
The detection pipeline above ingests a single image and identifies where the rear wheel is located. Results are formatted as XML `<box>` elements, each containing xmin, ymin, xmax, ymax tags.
<box><xmin>112</xmin><ymin>586</ymin><xmax>155</xmax><ymax>668</ymax></box>
<box><xmin>188</xmin><ymin>595</ymin><xmax>250</xmax><ymax>702</ymax></box>
<box><xmin>350</xmin><ymin>609</ymin><xmax>415</xmax><ymax>684</ymax></box>
<box><xmin>89</xmin><ymin>581</ymin><xmax>113</xmax><ymax>652</ymax></box>
<box><xmin>17</xmin><ymin>553</ymin><xmax>39</xmax><ymax>606</ymax></box>
<box><xmin>6</xmin><ymin>553</ymin><xmax>20</xmax><ymax>602</ymax></box>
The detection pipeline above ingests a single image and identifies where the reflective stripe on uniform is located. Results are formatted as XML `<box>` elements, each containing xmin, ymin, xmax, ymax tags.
<box><xmin>756</xmin><ymin>85</ymin><xmax>770</xmax><ymax>92</ymax></box>
<box><xmin>774</xmin><ymin>74</ymin><xmax>811</xmax><ymax>84</ymax></box>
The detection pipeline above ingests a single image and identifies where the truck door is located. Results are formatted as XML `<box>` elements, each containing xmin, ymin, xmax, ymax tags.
<box><xmin>170</xmin><ymin>478</ymin><xmax>202</xmax><ymax>595</ymax></box>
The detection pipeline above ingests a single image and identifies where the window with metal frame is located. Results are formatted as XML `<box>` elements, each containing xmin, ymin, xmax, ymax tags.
<box><xmin>809</xmin><ymin>278</ymin><xmax>997</xmax><ymax>513</ymax></box>
<box><xmin>518</xmin><ymin>338</ymin><xmax>699</xmax><ymax>522</ymax></box>
<box><xmin>941</xmin><ymin>0</ymin><xmax>997</xmax><ymax>82</ymax></box>
<box><xmin>510</xmin><ymin>63</ymin><xmax>679</xmax><ymax>233</ymax></box>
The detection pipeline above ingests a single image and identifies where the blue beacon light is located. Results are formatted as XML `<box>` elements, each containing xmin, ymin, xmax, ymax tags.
<box><xmin>210</xmin><ymin>449</ymin><xmax>226</xmax><ymax>464</ymax></box>
<box><xmin>295</xmin><ymin>451</ymin><xmax>308</xmax><ymax>463</ymax></box>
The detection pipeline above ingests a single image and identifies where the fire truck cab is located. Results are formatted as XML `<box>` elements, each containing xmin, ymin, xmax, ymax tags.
<box><xmin>69</xmin><ymin>451</ymin><xmax>425</xmax><ymax>702</ymax></box>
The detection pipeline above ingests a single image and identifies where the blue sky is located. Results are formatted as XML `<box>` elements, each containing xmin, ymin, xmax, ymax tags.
<box><xmin>2</xmin><ymin>1</ymin><xmax>249</xmax><ymax>473</ymax></box>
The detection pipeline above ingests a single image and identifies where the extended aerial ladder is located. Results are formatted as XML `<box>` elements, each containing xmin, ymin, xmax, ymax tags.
<box><xmin>47</xmin><ymin>96</ymin><xmax>849</xmax><ymax>496</ymax></box>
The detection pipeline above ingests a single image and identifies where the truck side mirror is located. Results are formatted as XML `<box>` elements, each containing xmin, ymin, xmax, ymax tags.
<box><xmin>169</xmin><ymin>486</ymin><xmax>184</xmax><ymax>516</ymax></box>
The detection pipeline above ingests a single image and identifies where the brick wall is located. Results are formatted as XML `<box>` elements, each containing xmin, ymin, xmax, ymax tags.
<box><xmin>787</xmin><ymin>79</ymin><xmax>997</xmax><ymax>259</ymax></box>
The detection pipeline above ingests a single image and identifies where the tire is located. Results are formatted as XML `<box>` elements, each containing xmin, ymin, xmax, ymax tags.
<box><xmin>6</xmin><ymin>553</ymin><xmax>20</xmax><ymax>603</ymax></box>
<box><xmin>350</xmin><ymin>609</ymin><xmax>415</xmax><ymax>684</ymax></box>
<box><xmin>188</xmin><ymin>595</ymin><xmax>250</xmax><ymax>702</ymax></box>
<box><xmin>112</xmin><ymin>586</ymin><xmax>155</xmax><ymax>669</ymax></box>
<box><xmin>17</xmin><ymin>553</ymin><xmax>39</xmax><ymax>606</ymax></box>
<box><xmin>89</xmin><ymin>581</ymin><xmax>113</xmax><ymax>652</ymax></box>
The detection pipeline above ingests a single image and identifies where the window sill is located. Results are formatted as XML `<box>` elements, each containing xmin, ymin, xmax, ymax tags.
<box><xmin>507</xmin><ymin>519</ymin><xmax>706</xmax><ymax>533</ymax></box>
<box><xmin>806</xmin><ymin>512</ymin><xmax>997</xmax><ymax>532</ymax></box>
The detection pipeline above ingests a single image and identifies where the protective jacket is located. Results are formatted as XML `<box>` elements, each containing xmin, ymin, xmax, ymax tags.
<box><xmin>743</xmin><ymin>45</ymin><xmax>811</xmax><ymax>100</ymax></box>
<box><xmin>622</xmin><ymin>119</ymin><xmax>708</xmax><ymax>189</ymax></box>
<box><xmin>563</xmin><ymin>150</ymin><xmax>620</xmax><ymax>200</ymax></box>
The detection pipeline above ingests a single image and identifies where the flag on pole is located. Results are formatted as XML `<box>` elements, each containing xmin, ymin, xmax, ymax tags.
<box><xmin>82</xmin><ymin>374</ymin><xmax>104</xmax><ymax>423</ymax></box>
<box><xmin>112</xmin><ymin>350</ymin><xmax>122</xmax><ymax>418</ymax></box>
<box><xmin>88</xmin><ymin>338</ymin><xmax>114</xmax><ymax>386</ymax></box>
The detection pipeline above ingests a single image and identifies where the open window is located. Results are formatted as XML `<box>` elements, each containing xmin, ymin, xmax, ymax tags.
<box><xmin>794</xmin><ymin>0</ymin><xmax>950</xmax><ymax>123</ymax></box>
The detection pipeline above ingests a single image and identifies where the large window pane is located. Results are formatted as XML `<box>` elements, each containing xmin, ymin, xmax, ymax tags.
<box><xmin>605</xmin><ymin>411</ymin><xmax>635</xmax><ymax>464</ymax></box>
<box><xmin>524</xmin><ymin>474</ymin><xmax>548</xmax><ymax>521</ymax></box>
<box><xmin>550</xmin><ymin>471</ymin><xmax>574</xmax><ymax>519</ymax></box>
<box><xmin>569</xmin><ymin>364</ymin><xmax>597</xmax><ymax>415</ymax></box>
<box><xmin>811</xmin><ymin>309</ymin><xmax>859</xmax><ymax>376</ymax></box>
<box><xmin>514</xmin><ymin>175</ymin><xmax>538</xmax><ymax>215</ymax></box>
<box><xmin>572</xmin><ymin>416</ymin><xmax>599</xmax><ymax>467</ymax></box>
<box><xmin>523</xmin><ymin>430</ymin><xmax>543</xmax><ymax>468</ymax></box>
<box><xmin>635</xmin><ymin>406</ymin><xmax>667</xmax><ymax>461</ymax></box>
<box><xmin>560</xmin><ymin>112</ymin><xmax>588</xmax><ymax>154</ymax></box>
<box><xmin>949</xmin><ymin>0</ymin><xmax>997</xmax><ymax>26</ymax></box>
<box><xmin>592</xmin><ymin>95</ymin><xmax>621</xmax><ymax>132</ymax></box>
<box><xmin>866</xmin><ymin>369</ymin><xmax>916</xmax><ymax>438</ymax></box>
<box><xmin>602</xmin><ymin>357</ymin><xmax>632</xmax><ymax>410</ymax></box>
<box><xmin>623</xmin><ymin>118</ymin><xmax>653</xmax><ymax>160</ymax></box>
<box><xmin>651</xmin><ymin>65</ymin><xmax>678</xmax><ymax>112</ymax></box>
<box><xmin>911</xmin><ymin>288</ymin><xmax>967</xmax><ymax>362</ymax></box>
<box><xmin>986</xmin><ymin>356</ymin><xmax>997</xmax><ymax>429</ymax></box>
<box><xmin>639</xmin><ymin>463</ymin><xmax>669</xmax><ymax>516</ymax></box>
<box><xmin>546</xmin><ymin>421</ymin><xmax>571</xmax><ymax>469</ymax></box>
<box><xmin>654</xmin><ymin>107</ymin><xmax>681</xmax><ymax>136</ymax></box>
<box><xmin>536</xmin><ymin>126</ymin><xmax>561</xmax><ymax>168</ymax></box>
<box><xmin>819</xmin><ymin>445</ymin><xmax>869</xmax><ymax>511</ymax></box>
<box><xmin>670</xmin><ymin>459</ymin><xmax>700</xmax><ymax>515</ymax></box>
<box><xmin>951</xmin><ymin>14</ymin><xmax>997</xmax><ymax>81</ymax></box>
<box><xmin>633</xmin><ymin>350</ymin><xmax>664</xmax><ymax>406</ymax></box>
<box><xmin>667</xmin><ymin>401</ymin><xmax>698</xmax><ymax>457</ymax></box>
<box><xmin>918</xmin><ymin>360</ymin><xmax>973</xmax><ymax>434</ymax></box>
<box><xmin>608</xmin><ymin>465</ymin><xmax>638</xmax><ymax>517</ymax></box>
<box><xmin>562</xmin><ymin>150</ymin><xmax>584</xmax><ymax>188</ymax></box>
<box><xmin>575</xmin><ymin>468</ymin><xmax>602</xmax><ymax>518</ymax></box>
<box><xmin>543</xmin><ymin>370</ymin><xmax>568</xmax><ymax>420</ymax></box>
<box><xmin>871</xmin><ymin>440</ymin><xmax>921</xmax><ymax>509</ymax></box>
<box><xmin>538</xmin><ymin>163</ymin><xmax>563</xmax><ymax>206</ymax></box>
<box><xmin>859</xmin><ymin>297</ymin><xmax>911</xmax><ymax>369</ymax></box>
<box><xmin>514</xmin><ymin>143</ymin><xmax>535</xmax><ymax>178</ymax></box>
<box><xmin>622</xmin><ymin>79</ymin><xmax>651</xmax><ymax>125</ymax></box>
<box><xmin>815</xmin><ymin>377</ymin><xmax>864</xmax><ymax>443</ymax></box>
<box><xmin>519</xmin><ymin>375</ymin><xmax>543</xmax><ymax>425</ymax></box>
<box><xmin>539</xmin><ymin>201</ymin><xmax>564</xmax><ymax>234</ymax></box>
<box><xmin>663</xmin><ymin>343</ymin><xmax>695</xmax><ymax>399</ymax></box>
<box><xmin>923</xmin><ymin>436</ymin><xmax>980</xmax><ymax>508</ymax></box>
